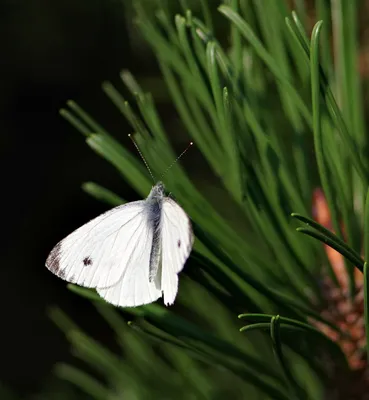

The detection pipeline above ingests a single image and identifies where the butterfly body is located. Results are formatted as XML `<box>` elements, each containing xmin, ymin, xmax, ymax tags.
<box><xmin>146</xmin><ymin>182</ymin><xmax>164</xmax><ymax>282</ymax></box>
<box><xmin>46</xmin><ymin>182</ymin><xmax>193</xmax><ymax>307</ymax></box>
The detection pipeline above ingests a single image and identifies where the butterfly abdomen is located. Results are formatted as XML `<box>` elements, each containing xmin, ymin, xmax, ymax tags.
<box><xmin>147</xmin><ymin>195</ymin><xmax>163</xmax><ymax>282</ymax></box>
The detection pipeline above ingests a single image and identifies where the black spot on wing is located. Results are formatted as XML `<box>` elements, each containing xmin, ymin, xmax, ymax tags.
<box><xmin>83</xmin><ymin>256</ymin><xmax>93</xmax><ymax>266</ymax></box>
<box><xmin>163</xmin><ymin>197</ymin><xmax>194</xmax><ymax>258</ymax></box>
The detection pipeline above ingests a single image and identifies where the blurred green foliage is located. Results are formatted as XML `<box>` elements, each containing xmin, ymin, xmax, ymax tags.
<box><xmin>29</xmin><ymin>0</ymin><xmax>369</xmax><ymax>399</ymax></box>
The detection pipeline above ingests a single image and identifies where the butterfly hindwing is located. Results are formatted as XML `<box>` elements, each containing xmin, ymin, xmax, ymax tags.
<box><xmin>160</xmin><ymin>197</ymin><xmax>194</xmax><ymax>305</ymax></box>
<box><xmin>46</xmin><ymin>201</ymin><xmax>147</xmax><ymax>289</ymax></box>
<box><xmin>96</xmin><ymin>215</ymin><xmax>162</xmax><ymax>307</ymax></box>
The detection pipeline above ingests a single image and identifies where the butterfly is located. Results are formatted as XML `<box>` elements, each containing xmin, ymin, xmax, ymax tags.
<box><xmin>46</xmin><ymin>139</ymin><xmax>194</xmax><ymax>307</ymax></box>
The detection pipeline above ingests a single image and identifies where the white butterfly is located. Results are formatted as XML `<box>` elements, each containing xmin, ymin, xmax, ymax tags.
<box><xmin>46</xmin><ymin>181</ymin><xmax>194</xmax><ymax>307</ymax></box>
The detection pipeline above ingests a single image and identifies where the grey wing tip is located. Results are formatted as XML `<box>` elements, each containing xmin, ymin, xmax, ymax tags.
<box><xmin>46</xmin><ymin>242</ymin><xmax>65</xmax><ymax>278</ymax></box>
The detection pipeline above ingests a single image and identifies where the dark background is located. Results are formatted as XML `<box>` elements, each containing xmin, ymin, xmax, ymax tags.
<box><xmin>0</xmin><ymin>1</ymin><xmax>148</xmax><ymax>395</ymax></box>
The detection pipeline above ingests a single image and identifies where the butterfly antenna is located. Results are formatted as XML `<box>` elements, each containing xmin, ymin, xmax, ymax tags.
<box><xmin>160</xmin><ymin>142</ymin><xmax>193</xmax><ymax>179</ymax></box>
<box><xmin>128</xmin><ymin>134</ymin><xmax>156</xmax><ymax>183</ymax></box>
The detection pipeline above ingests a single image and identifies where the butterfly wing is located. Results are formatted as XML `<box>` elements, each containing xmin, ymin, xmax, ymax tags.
<box><xmin>160</xmin><ymin>197</ymin><xmax>194</xmax><ymax>305</ymax></box>
<box><xmin>46</xmin><ymin>201</ymin><xmax>148</xmax><ymax>289</ymax></box>
<box><xmin>96</xmin><ymin>219</ymin><xmax>162</xmax><ymax>307</ymax></box>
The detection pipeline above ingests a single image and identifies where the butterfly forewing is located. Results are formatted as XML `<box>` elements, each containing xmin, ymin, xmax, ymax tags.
<box><xmin>161</xmin><ymin>197</ymin><xmax>194</xmax><ymax>305</ymax></box>
<box><xmin>46</xmin><ymin>201</ymin><xmax>146</xmax><ymax>288</ymax></box>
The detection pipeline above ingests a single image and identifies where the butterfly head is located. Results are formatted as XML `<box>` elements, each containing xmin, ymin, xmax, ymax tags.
<box><xmin>148</xmin><ymin>181</ymin><xmax>165</xmax><ymax>201</ymax></box>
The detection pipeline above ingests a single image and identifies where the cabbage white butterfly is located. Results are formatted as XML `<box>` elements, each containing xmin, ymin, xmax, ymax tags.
<box><xmin>46</xmin><ymin>137</ymin><xmax>194</xmax><ymax>307</ymax></box>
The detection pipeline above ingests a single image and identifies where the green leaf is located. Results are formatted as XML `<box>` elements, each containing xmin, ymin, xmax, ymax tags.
<box><xmin>291</xmin><ymin>213</ymin><xmax>364</xmax><ymax>269</ymax></box>
<box><xmin>270</xmin><ymin>316</ymin><xmax>301</xmax><ymax>400</ymax></box>
<box><xmin>82</xmin><ymin>182</ymin><xmax>125</xmax><ymax>207</ymax></box>
<box><xmin>54</xmin><ymin>364</ymin><xmax>110</xmax><ymax>400</ymax></box>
